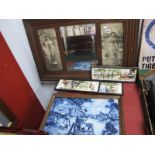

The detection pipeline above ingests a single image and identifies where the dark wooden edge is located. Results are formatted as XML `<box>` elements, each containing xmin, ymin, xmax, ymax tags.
<box><xmin>139</xmin><ymin>80</ymin><xmax>154</xmax><ymax>134</ymax></box>
<box><xmin>39</xmin><ymin>92</ymin><xmax>124</xmax><ymax>135</ymax></box>
<box><xmin>91</xmin><ymin>65</ymin><xmax>138</xmax><ymax>70</ymax></box>
<box><xmin>143</xmin><ymin>80</ymin><xmax>151</xmax><ymax>91</ymax></box>
<box><xmin>91</xmin><ymin>66</ymin><xmax>138</xmax><ymax>83</ymax></box>
<box><xmin>126</xmin><ymin>20</ymin><xmax>140</xmax><ymax>66</ymax></box>
<box><xmin>134</xmin><ymin>20</ymin><xmax>141</xmax><ymax>66</ymax></box>
<box><xmin>0</xmin><ymin>99</ymin><xmax>18</xmax><ymax>127</ymax></box>
<box><xmin>137</xmin><ymin>19</ymin><xmax>144</xmax><ymax>67</ymax></box>
<box><xmin>39</xmin><ymin>95</ymin><xmax>56</xmax><ymax>130</ymax></box>
<box><xmin>143</xmin><ymin>69</ymin><xmax>155</xmax><ymax>91</ymax></box>
<box><xmin>119</xmin><ymin>96</ymin><xmax>125</xmax><ymax>135</ymax></box>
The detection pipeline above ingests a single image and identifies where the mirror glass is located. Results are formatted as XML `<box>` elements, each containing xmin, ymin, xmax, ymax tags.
<box><xmin>60</xmin><ymin>24</ymin><xmax>98</xmax><ymax>71</ymax></box>
<box><xmin>101</xmin><ymin>23</ymin><xmax>123</xmax><ymax>66</ymax></box>
<box><xmin>37</xmin><ymin>28</ymin><xmax>63</xmax><ymax>71</ymax></box>
<box><xmin>0</xmin><ymin>111</ymin><xmax>12</xmax><ymax>127</ymax></box>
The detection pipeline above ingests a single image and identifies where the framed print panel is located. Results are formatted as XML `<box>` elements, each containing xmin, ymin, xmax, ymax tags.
<box><xmin>0</xmin><ymin>100</ymin><xmax>17</xmax><ymax>127</ymax></box>
<box><xmin>98</xmin><ymin>19</ymin><xmax>140</xmax><ymax>67</ymax></box>
<box><xmin>55</xmin><ymin>79</ymin><xmax>99</xmax><ymax>93</ymax></box>
<box><xmin>40</xmin><ymin>93</ymin><xmax>124</xmax><ymax>135</ymax></box>
<box><xmin>99</xmin><ymin>82</ymin><xmax>123</xmax><ymax>95</ymax></box>
<box><xmin>100</xmin><ymin>23</ymin><xmax>123</xmax><ymax>66</ymax></box>
<box><xmin>91</xmin><ymin>66</ymin><xmax>138</xmax><ymax>82</ymax></box>
<box><xmin>37</xmin><ymin>28</ymin><xmax>63</xmax><ymax>71</ymax></box>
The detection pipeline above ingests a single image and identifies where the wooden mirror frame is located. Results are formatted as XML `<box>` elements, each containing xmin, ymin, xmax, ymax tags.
<box><xmin>23</xmin><ymin>19</ymin><xmax>140</xmax><ymax>81</ymax></box>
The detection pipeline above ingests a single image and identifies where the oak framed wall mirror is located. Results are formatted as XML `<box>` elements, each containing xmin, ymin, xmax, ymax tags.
<box><xmin>23</xmin><ymin>19</ymin><xmax>140</xmax><ymax>81</ymax></box>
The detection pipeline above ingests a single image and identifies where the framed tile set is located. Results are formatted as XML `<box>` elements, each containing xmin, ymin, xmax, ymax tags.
<box><xmin>55</xmin><ymin>66</ymin><xmax>137</xmax><ymax>95</ymax></box>
<box><xmin>40</xmin><ymin>93</ymin><xmax>124</xmax><ymax>135</ymax></box>
<box><xmin>39</xmin><ymin>66</ymin><xmax>137</xmax><ymax>135</ymax></box>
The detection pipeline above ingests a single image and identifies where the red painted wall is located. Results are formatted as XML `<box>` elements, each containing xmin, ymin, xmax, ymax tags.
<box><xmin>0</xmin><ymin>32</ymin><xmax>45</xmax><ymax>129</ymax></box>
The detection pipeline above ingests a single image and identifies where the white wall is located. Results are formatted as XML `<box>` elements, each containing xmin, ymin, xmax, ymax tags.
<box><xmin>0</xmin><ymin>19</ymin><xmax>56</xmax><ymax>110</ymax></box>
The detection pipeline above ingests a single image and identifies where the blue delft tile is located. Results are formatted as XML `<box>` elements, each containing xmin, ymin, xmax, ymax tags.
<box><xmin>43</xmin><ymin>97</ymin><xmax>120</xmax><ymax>135</ymax></box>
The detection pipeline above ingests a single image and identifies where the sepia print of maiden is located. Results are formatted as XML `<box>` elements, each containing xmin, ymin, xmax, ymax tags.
<box><xmin>101</xmin><ymin>23</ymin><xmax>123</xmax><ymax>66</ymax></box>
<box><xmin>38</xmin><ymin>28</ymin><xmax>63</xmax><ymax>71</ymax></box>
